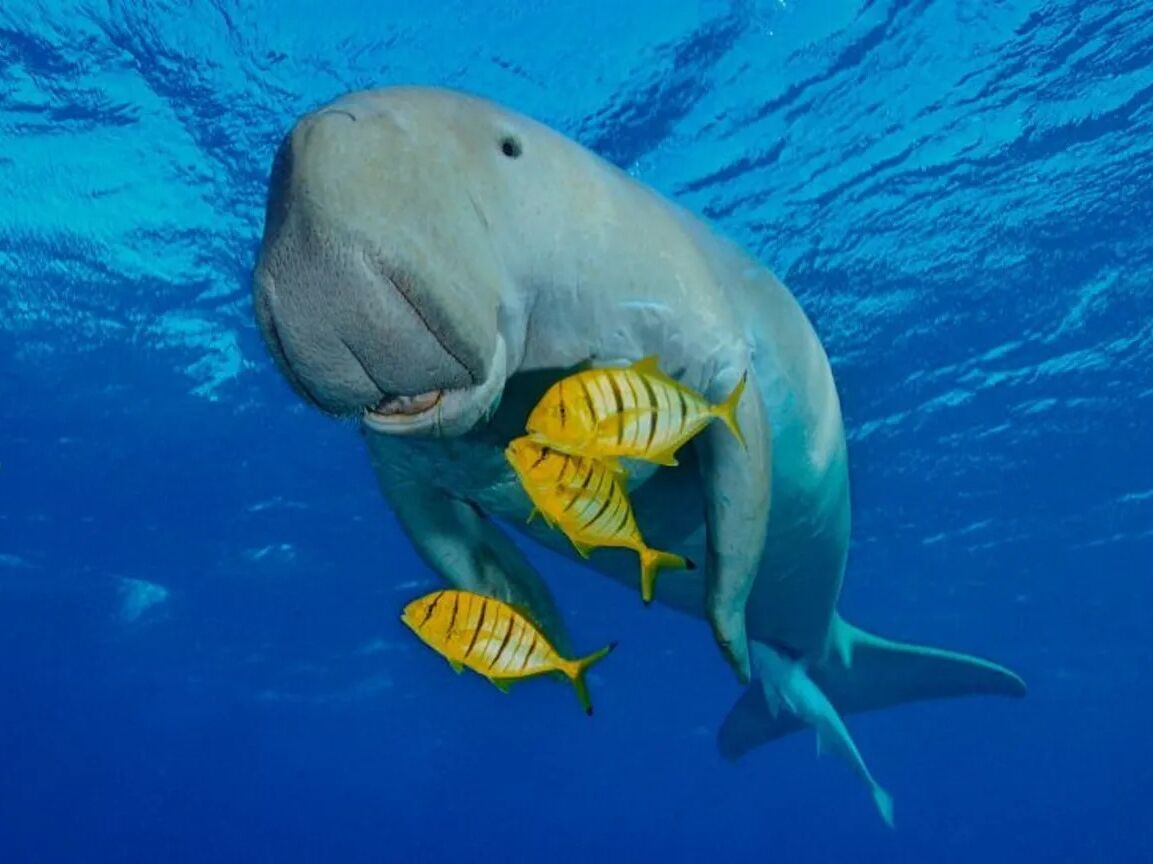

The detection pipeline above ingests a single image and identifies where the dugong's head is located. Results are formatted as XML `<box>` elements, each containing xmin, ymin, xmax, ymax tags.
<box><xmin>253</xmin><ymin>86</ymin><xmax>549</xmax><ymax>437</ymax></box>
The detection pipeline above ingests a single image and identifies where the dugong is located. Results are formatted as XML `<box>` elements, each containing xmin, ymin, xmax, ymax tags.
<box><xmin>252</xmin><ymin>85</ymin><xmax>1025</xmax><ymax>822</ymax></box>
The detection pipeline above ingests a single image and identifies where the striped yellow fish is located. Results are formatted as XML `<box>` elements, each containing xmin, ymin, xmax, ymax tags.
<box><xmin>525</xmin><ymin>355</ymin><xmax>747</xmax><ymax>470</ymax></box>
<box><xmin>504</xmin><ymin>435</ymin><xmax>694</xmax><ymax>603</ymax></box>
<box><xmin>400</xmin><ymin>589</ymin><xmax>616</xmax><ymax>715</ymax></box>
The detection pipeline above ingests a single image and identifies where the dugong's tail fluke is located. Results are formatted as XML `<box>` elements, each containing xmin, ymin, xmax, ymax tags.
<box><xmin>718</xmin><ymin>614</ymin><xmax>1026</xmax><ymax>760</ymax></box>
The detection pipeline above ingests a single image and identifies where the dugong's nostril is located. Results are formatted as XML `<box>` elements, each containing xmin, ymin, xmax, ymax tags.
<box><xmin>316</xmin><ymin>107</ymin><xmax>358</xmax><ymax>123</ymax></box>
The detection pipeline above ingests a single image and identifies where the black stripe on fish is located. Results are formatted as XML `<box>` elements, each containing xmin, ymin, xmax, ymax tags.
<box><xmin>489</xmin><ymin>613</ymin><xmax>517</xmax><ymax>669</ymax></box>
<box><xmin>622</xmin><ymin>372</ymin><xmax>643</xmax><ymax>449</ymax></box>
<box><xmin>608</xmin><ymin>373</ymin><xmax>625</xmax><ymax>445</ymax></box>
<box><xmin>420</xmin><ymin>591</ymin><xmax>446</xmax><ymax>628</ymax></box>
<box><xmin>504</xmin><ymin>619</ymin><xmax>527</xmax><ymax>671</ymax></box>
<box><xmin>577</xmin><ymin>376</ymin><xmax>596</xmax><ymax>419</ymax></box>
<box><xmin>580</xmin><ymin>459</ymin><xmax>596</xmax><ymax>491</ymax></box>
<box><xmin>446</xmin><ymin>592</ymin><xmax>461</xmax><ymax>639</ymax></box>
<box><xmin>583</xmin><ymin>489</ymin><xmax>613</xmax><ymax>529</ymax></box>
<box><xmin>611</xmin><ymin>496</ymin><xmax>631</xmax><ymax>535</ymax></box>
<box><xmin>520</xmin><ymin>632</ymin><xmax>538</xmax><ymax>671</ymax></box>
<box><xmin>465</xmin><ymin>598</ymin><xmax>489</xmax><ymax>656</ymax></box>
<box><xmin>640</xmin><ymin>375</ymin><xmax>659</xmax><ymax>452</ymax></box>
<box><xmin>599</xmin><ymin>488</ymin><xmax>623</xmax><ymax>536</ymax></box>
<box><xmin>563</xmin><ymin>462</ymin><xmax>596</xmax><ymax>513</ymax></box>
<box><xmin>531</xmin><ymin>445</ymin><xmax>550</xmax><ymax>471</ymax></box>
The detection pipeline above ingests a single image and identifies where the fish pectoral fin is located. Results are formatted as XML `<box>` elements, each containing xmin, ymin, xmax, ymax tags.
<box><xmin>449</xmin><ymin>660</ymin><xmax>465</xmax><ymax>674</ymax></box>
<box><xmin>489</xmin><ymin>677</ymin><xmax>513</xmax><ymax>694</ymax></box>
<box><xmin>596</xmin><ymin>407</ymin><xmax>657</xmax><ymax>438</ymax></box>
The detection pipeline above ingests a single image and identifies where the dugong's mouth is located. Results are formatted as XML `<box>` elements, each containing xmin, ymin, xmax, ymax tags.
<box><xmin>363</xmin><ymin>390</ymin><xmax>443</xmax><ymax>429</ymax></box>
<box><xmin>359</xmin><ymin>333</ymin><xmax>510</xmax><ymax>438</ymax></box>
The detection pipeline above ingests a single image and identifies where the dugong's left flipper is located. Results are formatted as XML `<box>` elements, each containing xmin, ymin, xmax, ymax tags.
<box><xmin>367</xmin><ymin>440</ymin><xmax>574</xmax><ymax>654</ymax></box>
<box><xmin>697</xmin><ymin>363</ymin><xmax>771</xmax><ymax>684</ymax></box>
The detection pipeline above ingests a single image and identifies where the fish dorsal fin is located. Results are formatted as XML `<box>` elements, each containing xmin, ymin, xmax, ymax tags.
<box><xmin>630</xmin><ymin>355</ymin><xmax>684</xmax><ymax>389</ymax></box>
<box><xmin>503</xmin><ymin>600</ymin><xmax>535</xmax><ymax>623</ymax></box>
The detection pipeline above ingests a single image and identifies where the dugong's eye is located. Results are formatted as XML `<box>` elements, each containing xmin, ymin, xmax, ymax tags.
<box><xmin>499</xmin><ymin>135</ymin><xmax>522</xmax><ymax>159</ymax></box>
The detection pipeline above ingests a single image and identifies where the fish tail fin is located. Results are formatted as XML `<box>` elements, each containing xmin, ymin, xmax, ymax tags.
<box><xmin>639</xmin><ymin>547</ymin><xmax>695</xmax><ymax>605</ymax></box>
<box><xmin>711</xmin><ymin>371</ymin><xmax>748</xmax><ymax>449</ymax></box>
<box><xmin>565</xmin><ymin>642</ymin><xmax>618</xmax><ymax>716</ymax></box>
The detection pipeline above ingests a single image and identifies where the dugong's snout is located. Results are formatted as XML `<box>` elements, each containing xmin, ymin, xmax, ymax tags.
<box><xmin>253</xmin><ymin>95</ymin><xmax>509</xmax><ymax>435</ymax></box>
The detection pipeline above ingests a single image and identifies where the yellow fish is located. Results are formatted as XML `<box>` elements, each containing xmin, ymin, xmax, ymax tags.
<box><xmin>400</xmin><ymin>589</ymin><xmax>616</xmax><ymax>715</ymax></box>
<box><xmin>525</xmin><ymin>355</ymin><xmax>747</xmax><ymax>470</ymax></box>
<box><xmin>504</xmin><ymin>435</ymin><xmax>694</xmax><ymax>603</ymax></box>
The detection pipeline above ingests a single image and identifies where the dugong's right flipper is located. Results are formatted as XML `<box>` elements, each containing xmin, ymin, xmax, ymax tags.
<box><xmin>368</xmin><ymin>452</ymin><xmax>573</xmax><ymax>654</ymax></box>
<box><xmin>697</xmin><ymin>363</ymin><xmax>771</xmax><ymax>685</ymax></box>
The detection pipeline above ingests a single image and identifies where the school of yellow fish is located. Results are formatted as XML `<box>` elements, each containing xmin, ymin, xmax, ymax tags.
<box><xmin>400</xmin><ymin>356</ymin><xmax>747</xmax><ymax>715</ymax></box>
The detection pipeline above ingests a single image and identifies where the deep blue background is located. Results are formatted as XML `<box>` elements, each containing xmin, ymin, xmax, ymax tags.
<box><xmin>2</xmin><ymin>1</ymin><xmax>1151</xmax><ymax>861</ymax></box>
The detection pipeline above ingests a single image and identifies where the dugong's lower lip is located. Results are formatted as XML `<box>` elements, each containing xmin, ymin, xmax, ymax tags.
<box><xmin>362</xmin><ymin>390</ymin><xmax>442</xmax><ymax>430</ymax></box>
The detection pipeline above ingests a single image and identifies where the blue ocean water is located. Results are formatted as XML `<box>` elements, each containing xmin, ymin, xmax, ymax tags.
<box><xmin>2</xmin><ymin>0</ymin><xmax>1151</xmax><ymax>861</ymax></box>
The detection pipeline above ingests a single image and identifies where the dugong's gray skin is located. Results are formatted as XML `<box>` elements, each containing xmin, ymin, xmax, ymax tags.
<box><xmin>252</xmin><ymin>86</ymin><xmax>1025</xmax><ymax>818</ymax></box>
